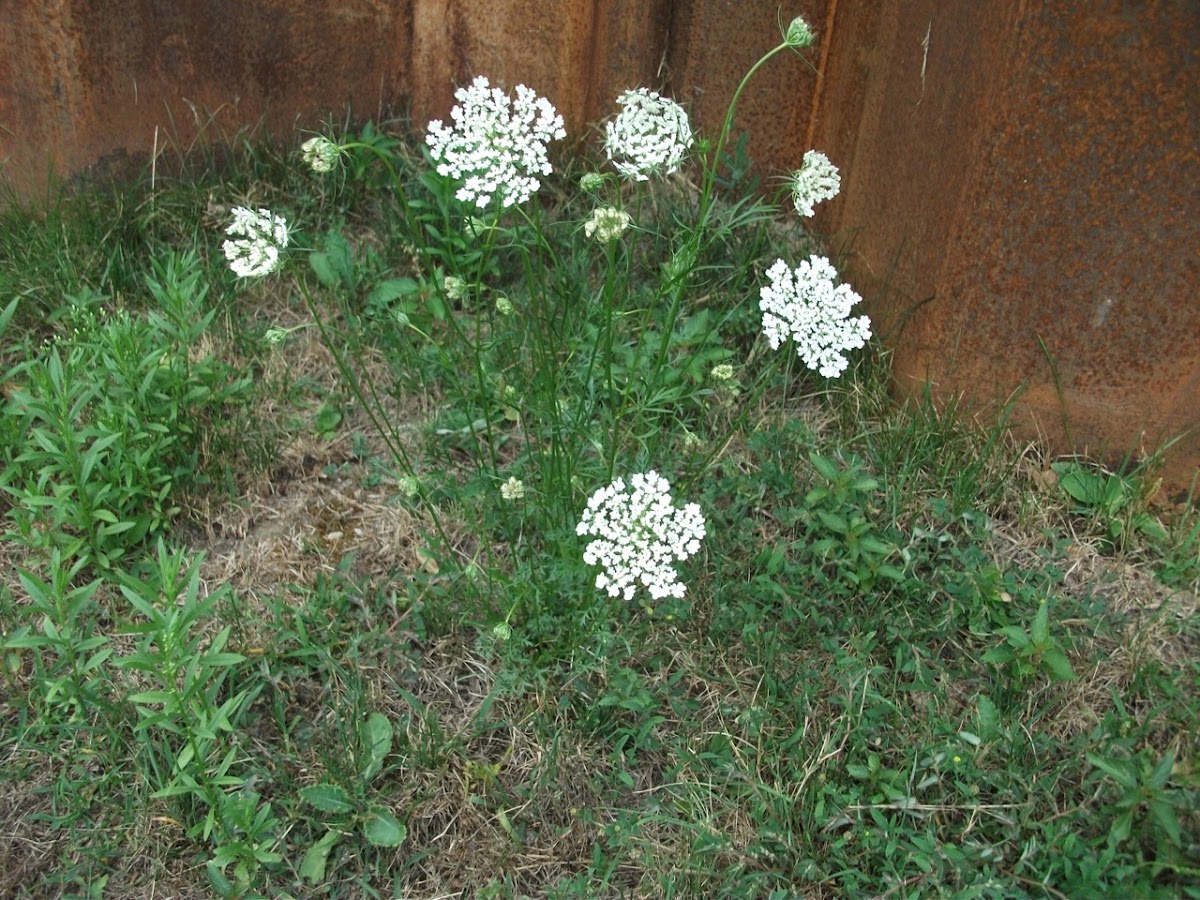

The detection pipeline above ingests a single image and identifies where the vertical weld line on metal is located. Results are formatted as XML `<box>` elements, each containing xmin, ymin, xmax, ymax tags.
<box><xmin>804</xmin><ymin>0</ymin><xmax>839</xmax><ymax>152</ymax></box>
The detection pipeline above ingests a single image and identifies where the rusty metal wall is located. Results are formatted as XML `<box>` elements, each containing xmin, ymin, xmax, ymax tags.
<box><xmin>1</xmin><ymin>1</ymin><xmax>1196</xmax><ymax>493</ymax></box>
<box><xmin>811</xmin><ymin>2</ymin><xmax>1199</xmax><ymax>497</ymax></box>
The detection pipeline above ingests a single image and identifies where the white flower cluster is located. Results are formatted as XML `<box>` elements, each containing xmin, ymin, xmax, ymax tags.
<box><xmin>604</xmin><ymin>88</ymin><xmax>694</xmax><ymax>182</ymax></box>
<box><xmin>584</xmin><ymin>207</ymin><xmax>632</xmax><ymax>243</ymax></box>
<box><xmin>759</xmin><ymin>256</ymin><xmax>872</xmax><ymax>378</ymax></box>
<box><xmin>500</xmin><ymin>477</ymin><xmax>525</xmax><ymax>501</ymax></box>
<box><xmin>577</xmin><ymin>471</ymin><xmax>706</xmax><ymax>601</ymax></box>
<box><xmin>426</xmin><ymin>75</ymin><xmax>566</xmax><ymax>209</ymax></box>
<box><xmin>300</xmin><ymin>136</ymin><xmax>340</xmax><ymax>173</ymax></box>
<box><xmin>790</xmin><ymin>150</ymin><xmax>840</xmax><ymax>218</ymax></box>
<box><xmin>222</xmin><ymin>207</ymin><xmax>290</xmax><ymax>278</ymax></box>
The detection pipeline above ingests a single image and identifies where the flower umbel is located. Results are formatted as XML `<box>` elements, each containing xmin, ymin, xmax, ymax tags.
<box><xmin>300</xmin><ymin>136</ymin><xmax>341</xmax><ymax>173</ymax></box>
<box><xmin>785</xmin><ymin>15</ymin><xmax>817</xmax><ymax>48</ymax></box>
<box><xmin>500</xmin><ymin>477</ymin><xmax>526</xmax><ymax>501</ymax></box>
<box><xmin>584</xmin><ymin>207</ymin><xmax>633</xmax><ymax>243</ymax></box>
<box><xmin>790</xmin><ymin>150</ymin><xmax>841</xmax><ymax>217</ymax></box>
<box><xmin>426</xmin><ymin>75</ymin><xmax>566</xmax><ymax>209</ymax></box>
<box><xmin>604</xmin><ymin>88</ymin><xmax>694</xmax><ymax>182</ymax></box>
<box><xmin>759</xmin><ymin>256</ymin><xmax>872</xmax><ymax>378</ymax></box>
<box><xmin>443</xmin><ymin>276</ymin><xmax>468</xmax><ymax>301</ymax></box>
<box><xmin>576</xmin><ymin>471</ymin><xmax>706</xmax><ymax>601</ymax></box>
<box><xmin>222</xmin><ymin>207</ymin><xmax>290</xmax><ymax>278</ymax></box>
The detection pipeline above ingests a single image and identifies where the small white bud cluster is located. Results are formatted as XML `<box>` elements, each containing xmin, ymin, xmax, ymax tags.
<box><xmin>584</xmin><ymin>207</ymin><xmax>633</xmax><ymax>243</ymax></box>
<box><xmin>300</xmin><ymin>136</ymin><xmax>341</xmax><ymax>173</ymax></box>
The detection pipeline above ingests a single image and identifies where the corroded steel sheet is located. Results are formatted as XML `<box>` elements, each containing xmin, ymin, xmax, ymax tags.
<box><xmin>811</xmin><ymin>2</ymin><xmax>1199</xmax><ymax>496</ymax></box>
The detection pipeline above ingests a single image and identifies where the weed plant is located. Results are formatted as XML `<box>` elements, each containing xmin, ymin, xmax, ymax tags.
<box><xmin>1</xmin><ymin>14</ymin><xmax>1197</xmax><ymax>900</ymax></box>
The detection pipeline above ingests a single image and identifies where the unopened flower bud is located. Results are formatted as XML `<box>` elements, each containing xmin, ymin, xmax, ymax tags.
<box><xmin>579</xmin><ymin>172</ymin><xmax>606</xmax><ymax>192</ymax></box>
<box><xmin>785</xmin><ymin>16</ymin><xmax>816</xmax><ymax>48</ymax></box>
<box><xmin>301</xmin><ymin>136</ymin><xmax>340</xmax><ymax>173</ymax></box>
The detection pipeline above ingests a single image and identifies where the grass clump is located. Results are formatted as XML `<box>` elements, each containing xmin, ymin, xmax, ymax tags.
<box><xmin>1</xmin><ymin>14</ymin><xmax>1197</xmax><ymax>899</ymax></box>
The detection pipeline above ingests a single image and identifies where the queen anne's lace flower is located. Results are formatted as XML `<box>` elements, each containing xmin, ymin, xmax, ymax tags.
<box><xmin>759</xmin><ymin>256</ymin><xmax>871</xmax><ymax>378</ymax></box>
<box><xmin>584</xmin><ymin>207</ymin><xmax>632</xmax><ymax>243</ymax></box>
<box><xmin>500</xmin><ymin>477</ymin><xmax>525</xmax><ymax>501</ymax></box>
<box><xmin>790</xmin><ymin>150</ymin><xmax>841</xmax><ymax>217</ymax></box>
<box><xmin>426</xmin><ymin>75</ymin><xmax>566</xmax><ymax>209</ymax></box>
<box><xmin>222</xmin><ymin>207</ymin><xmax>290</xmax><ymax>278</ymax></box>
<box><xmin>301</xmin><ymin>136</ymin><xmax>340</xmax><ymax>173</ymax></box>
<box><xmin>785</xmin><ymin>15</ymin><xmax>817</xmax><ymax>48</ymax></box>
<box><xmin>576</xmin><ymin>471</ymin><xmax>706</xmax><ymax>601</ymax></box>
<box><xmin>604</xmin><ymin>88</ymin><xmax>694</xmax><ymax>182</ymax></box>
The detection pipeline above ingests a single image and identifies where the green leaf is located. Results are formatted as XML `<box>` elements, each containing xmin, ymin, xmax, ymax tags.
<box><xmin>200</xmin><ymin>651</ymin><xmax>246</xmax><ymax>668</ymax></box>
<box><xmin>1109</xmin><ymin>809</ymin><xmax>1134</xmax><ymax>846</ymax></box>
<box><xmin>299</xmin><ymin>830</ymin><xmax>342</xmax><ymax>884</ymax></box>
<box><xmin>816</xmin><ymin>510</ymin><xmax>849</xmax><ymax>535</ymax></box>
<box><xmin>205</xmin><ymin>861</ymin><xmax>235</xmax><ymax>898</ymax></box>
<box><xmin>1149</xmin><ymin>796</ymin><xmax>1182</xmax><ymax>847</ymax></box>
<box><xmin>360</xmin><ymin>712</ymin><xmax>393</xmax><ymax>782</ymax></box>
<box><xmin>315</xmin><ymin>404</ymin><xmax>342</xmax><ymax>435</ymax></box>
<box><xmin>998</xmin><ymin>625</ymin><xmax>1030</xmax><ymax>650</ymax></box>
<box><xmin>1148</xmin><ymin>748</ymin><xmax>1176</xmax><ymax>790</ymax></box>
<box><xmin>981</xmin><ymin>646</ymin><xmax>1016</xmax><ymax>666</ymax></box>
<box><xmin>299</xmin><ymin>783</ymin><xmax>355</xmax><ymax>814</ymax></box>
<box><xmin>1040</xmin><ymin>647</ymin><xmax>1077</xmax><ymax>682</ymax></box>
<box><xmin>0</xmin><ymin>298</ymin><xmax>19</xmax><ymax>343</ymax></box>
<box><xmin>1087</xmin><ymin>752</ymin><xmax>1136</xmax><ymax>788</ymax></box>
<box><xmin>368</xmin><ymin>278</ymin><xmax>420</xmax><ymax>308</ymax></box>
<box><xmin>362</xmin><ymin>807</ymin><xmax>407</xmax><ymax>847</ymax></box>
<box><xmin>1031</xmin><ymin>602</ymin><xmax>1050</xmax><ymax>646</ymax></box>
<box><xmin>128</xmin><ymin>690</ymin><xmax>176</xmax><ymax>706</ymax></box>
<box><xmin>1053</xmin><ymin>464</ymin><xmax>1107</xmax><ymax>507</ymax></box>
<box><xmin>809</xmin><ymin>452</ymin><xmax>841</xmax><ymax>482</ymax></box>
<box><xmin>976</xmin><ymin>695</ymin><xmax>1000</xmax><ymax>738</ymax></box>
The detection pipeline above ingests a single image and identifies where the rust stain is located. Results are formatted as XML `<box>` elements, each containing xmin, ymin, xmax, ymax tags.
<box><xmin>812</xmin><ymin>1</ymin><xmax>1199</xmax><ymax>495</ymax></box>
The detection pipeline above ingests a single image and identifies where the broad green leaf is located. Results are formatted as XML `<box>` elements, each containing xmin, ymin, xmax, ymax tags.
<box><xmin>981</xmin><ymin>646</ymin><xmax>1016</xmax><ymax>666</ymax></box>
<box><xmin>1149</xmin><ymin>748</ymin><xmax>1176</xmax><ymax>790</ymax></box>
<box><xmin>362</xmin><ymin>807</ymin><xmax>407</xmax><ymax>847</ymax></box>
<box><xmin>0</xmin><ymin>298</ymin><xmax>18</xmax><ymax>342</ymax></box>
<box><xmin>299</xmin><ymin>783</ymin><xmax>355</xmax><ymax>814</ymax></box>
<box><xmin>998</xmin><ymin>625</ymin><xmax>1031</xmax><ymax>650</ymax></box>
<box><xmin>128</xmin><ymin>690</ymin><xmax>176</xmax><ymax>706</ymax></box>
<box><xmin>300</xmin><ymin>830</ymin><xmax>342</xmax><ymax>884</ymax></box>
<box><xmin>809</xmin><ymin>452</ymin><xmax>841</xmax><ymax>482</ymax></box>
<box><xmin>1149</xmin><ymin>797</ymin><xmax>1182</xmax><ymax>847</ymax></box>
<box><xmin>368</xmin><ymin>278</ymin><xmax>420</xmax><ymax>308</ymax></box>
<box><xmin>1087</xmin><ymin>753</ymin><xmax>1136</xmax><ymax>788</ymax></box>
<box><xmin>1109</xmin><ymin>809</ymin><xmax>1133</xmax><ymax>846</ymax></box>
<box><xmin>976</xmin><ymin>695</ymin><xmax>1000</xmax><ymax>738</ymax></box>
<box><xmin>1031</xmin><ymin>602</ymin><xmax>1050</xmax><ymax>646</ymax></box>
<box><xmin>816</xmin><ymin>510</ymin><xmax>849</xmax><ymax>535</ymax></box>
<box><xmin>1040</xmin><ymin>647</ymin><xmax>1076</xmax><ymax>682</ymax></box>
<box><xmin>360</xmin><ymin>712</ymin><xmax>393</xmax><ymax>782</ymax></box>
